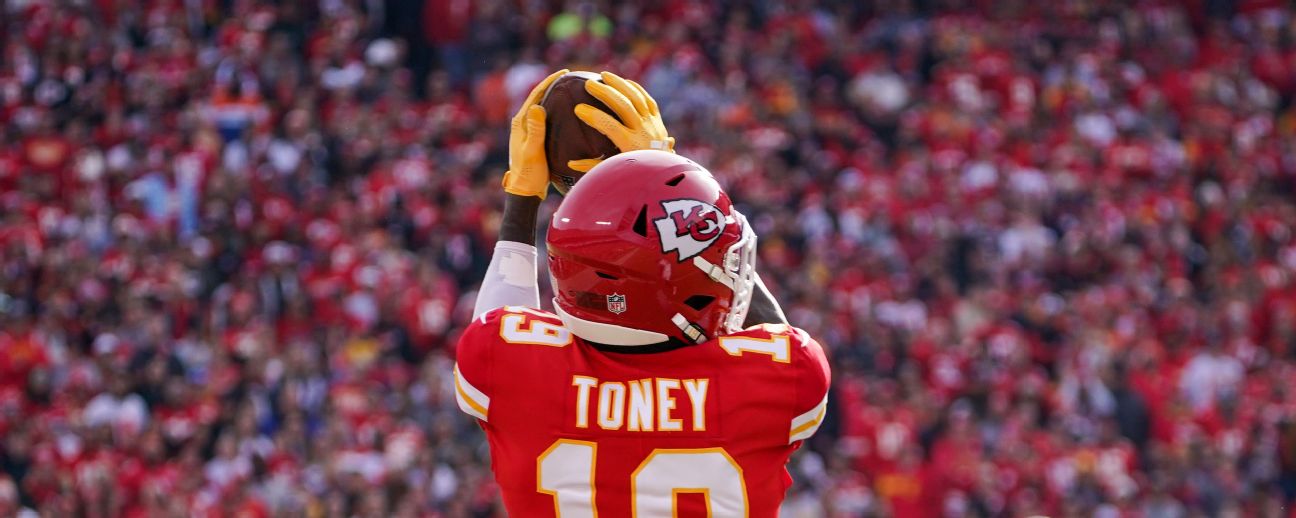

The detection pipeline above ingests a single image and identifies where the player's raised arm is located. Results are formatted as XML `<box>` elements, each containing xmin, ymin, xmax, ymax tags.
<box><xmin>744</xmin><ymin>272</ymin><xmax>789</xmax><ymax>327</ymax></box>
<box><xmin>476</xmin><ymin>69</ymin><xmax>678</xmax><ymax>318</ymax></box>
<box><xmin>473</xmin><ymin>69</ymin><xmax>567</xmax><ymax>319</ymax></box>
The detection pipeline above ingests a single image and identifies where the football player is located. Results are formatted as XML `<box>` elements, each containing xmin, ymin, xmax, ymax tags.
<box><xmin>455</xmin><ymin>70</ymin><xmax>830</xmax><ymax>517</ymax></box>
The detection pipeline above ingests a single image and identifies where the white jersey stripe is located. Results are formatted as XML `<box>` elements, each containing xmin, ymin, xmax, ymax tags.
<box><xmin>454</xmin><ymin>363</ymin><xmax>491</xmax><ymax>421</ymax></box>
<box><xmin>788</xmin><ymin>393</ymin><xmax>828</xmax><ymax>443</ymax></box>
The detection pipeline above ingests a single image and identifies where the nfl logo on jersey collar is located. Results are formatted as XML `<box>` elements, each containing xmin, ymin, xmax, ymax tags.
<box><xmin>606</xmin><ymin>293</ymin><xmax>627</xmax><ymax>314</ymax></box>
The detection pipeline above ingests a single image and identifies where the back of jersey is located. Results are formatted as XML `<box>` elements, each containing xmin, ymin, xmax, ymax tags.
<box><xmin>454</xmin><ymin>306</ymin><xmax>831</xmax><ymax>518</ymax></box>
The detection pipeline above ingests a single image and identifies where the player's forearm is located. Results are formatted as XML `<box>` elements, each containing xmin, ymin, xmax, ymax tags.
<box><xmin>743</xmin><ymin>273</ymin><xmax>789</xmax><ymax>327</ymax></box>
<box><xmin>472</xmin><ymin>194</ymin><xmax>545</xmax><ymax>318</ymax></box>
<box><xmin>499</xmin><ymin>193</ymin><xmax>542</xmax><ymax>245</ymax></box>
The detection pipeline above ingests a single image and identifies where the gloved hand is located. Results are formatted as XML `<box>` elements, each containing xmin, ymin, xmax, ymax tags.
<box><xmin>502</xmin><ymin>69</ymin><xmax>569</xmax><ymax>199</ymax></box>
<box><xmin>569</xmin><ymin>71</ymin><xmax>675</xmax><ymax>173</ymax></box>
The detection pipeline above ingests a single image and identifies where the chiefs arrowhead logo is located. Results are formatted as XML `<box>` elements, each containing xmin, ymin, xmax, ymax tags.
<box><xmin>654</xmin><ymin>199</ymin><xmax>726</xmax><ymax>262</ymax></box>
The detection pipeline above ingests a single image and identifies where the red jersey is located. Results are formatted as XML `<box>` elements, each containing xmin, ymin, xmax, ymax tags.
<box><xmin>455</xmin><ymin>306</ymin><xmax>831</xmax><ymax>517</ymax></box>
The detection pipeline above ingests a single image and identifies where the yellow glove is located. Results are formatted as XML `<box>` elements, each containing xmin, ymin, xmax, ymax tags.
<box><xmin>502</xmin><ymin>69</ymin><xmax>568</xmax><ymax>199</ymax></box>
<box><xmin>569</xmin><ymin>71</ymin><xmax>675</xmax><ymax>173</ymax></box>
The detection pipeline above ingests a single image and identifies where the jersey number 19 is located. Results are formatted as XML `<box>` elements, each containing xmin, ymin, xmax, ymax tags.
<box><xmin>537</xmin><ymin>440</ymin><xmax>747</xmax><ymax>517</ymax></box>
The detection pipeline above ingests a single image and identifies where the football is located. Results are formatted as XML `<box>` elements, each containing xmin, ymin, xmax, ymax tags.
<box><xmin>540</xmin><ymin>71</ymin><xmax>622</xmax><ymax>195</ymax></box>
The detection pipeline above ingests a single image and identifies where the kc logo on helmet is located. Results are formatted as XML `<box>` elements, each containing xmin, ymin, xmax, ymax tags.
<box><xmin>654</xmin><ymin>199</ymin><xmax>726</xmax><ymax>262</ymax></box>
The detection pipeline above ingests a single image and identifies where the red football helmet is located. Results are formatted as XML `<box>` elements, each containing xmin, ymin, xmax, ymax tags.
<box><xmin>547</xmin><ymin>150</ymin><xmax>757</xmax><ymax>346</ymax></box>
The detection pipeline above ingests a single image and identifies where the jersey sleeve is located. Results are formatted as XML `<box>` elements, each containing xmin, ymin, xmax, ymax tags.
<box><xmin>786</xmin><ymin>326</ymin><xmax>831</xmax><ymax>444</ymax></box>
<box><xmin>472</xmin><ymin>241</ymin><xmax>540</xmax><ymax>319</ymax></box>
<box><xmin>453</xmin><ymin>309</ymin><xmax>503</xmax><ymax>422</ymax></box>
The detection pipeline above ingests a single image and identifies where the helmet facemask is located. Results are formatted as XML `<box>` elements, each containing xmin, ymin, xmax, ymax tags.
<box><xmin>680</xmin><ymin>210</ymin><xmax>758</xmax><ymax>341</ymax></box>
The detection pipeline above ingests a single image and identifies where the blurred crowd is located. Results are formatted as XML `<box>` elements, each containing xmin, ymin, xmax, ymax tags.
<box><xmin>2</xmin><ymin>0</ymin><xmax>1296</xmax><ymax>516</ymax></box>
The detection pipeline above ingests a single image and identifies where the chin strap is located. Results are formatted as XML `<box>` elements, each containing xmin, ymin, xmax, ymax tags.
<box><xmin>692</xmin><ymin>256</ymin><xmax>736</xmax><ymax>290</ymax></box>
<box><xmin>671</xmin><ymin>313</ymin><xmax>708</xmax><ymax>344</ymax></box>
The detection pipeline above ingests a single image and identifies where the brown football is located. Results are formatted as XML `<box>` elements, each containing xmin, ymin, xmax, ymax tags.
<box><xmin>540</xmin><ymin>71</ymin><xmax>622</xmax><ymax>195</ymax></box>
